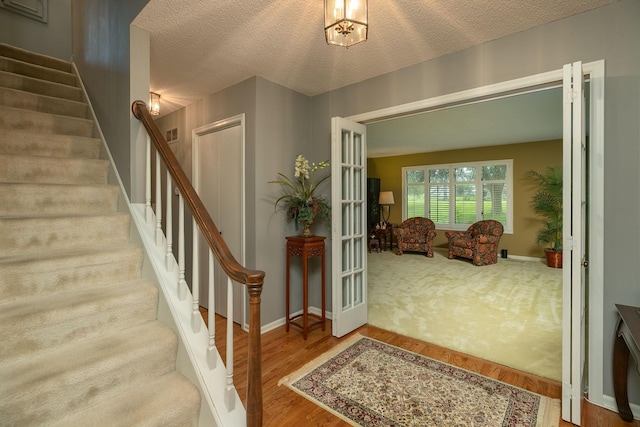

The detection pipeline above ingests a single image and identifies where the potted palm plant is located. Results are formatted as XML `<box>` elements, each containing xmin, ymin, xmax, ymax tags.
<box><xmin>527</xmin><ymin>166</ymin><xmax>563</xmax><ymax>268</ymax></box>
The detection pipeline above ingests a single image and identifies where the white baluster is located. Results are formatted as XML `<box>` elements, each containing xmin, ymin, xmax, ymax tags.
<box><xmin>207</xmin><ymin>249</ymin><xmax>217</xmax><ymax>369</ymax></box>
<box><xmin>165</xmin><ymin>175</ymin><xmax>174</xmax><ymax>272</ymax></box>
<box><xmin>178</xmin><ymin>195</ymin><xmax>187</xmax><ymax>300</ymax></box>
<box><xmin>191</xmin><ymin>220</ymin><xmax>201</xmax><ymax>333</ymax></box>
<box><xmin>155</xmin><ymin>151</ymin><xmax>163</xmax><ymax>246</ymax></box>
<box><xmin>224</xmin><ymin>276</ymin><xmax>235</xmax><ymax>411</ymax></box>
<box><xmin>145</xmin><ymin>135</ymin><xmax>153</xmax><ymax>224</ymax></box>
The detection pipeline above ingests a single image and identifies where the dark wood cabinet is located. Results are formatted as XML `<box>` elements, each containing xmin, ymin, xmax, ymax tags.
<box><xmin>367</xmin><ymin>178</ymin><xmax>380</xmax><ymax>229</ymax></box>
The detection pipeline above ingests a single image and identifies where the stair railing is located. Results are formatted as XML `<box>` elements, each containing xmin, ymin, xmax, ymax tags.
<box><xmin>132</xmin><ymin>100</ymin><xmax>264</xmax><ymax>426</ymax></box>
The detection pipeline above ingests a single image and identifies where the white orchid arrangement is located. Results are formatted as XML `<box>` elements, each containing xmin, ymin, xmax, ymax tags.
<box><xmin>270</xmin><ymin>154</ymin><xmax>331</xmax><ymax>228</ymax></box>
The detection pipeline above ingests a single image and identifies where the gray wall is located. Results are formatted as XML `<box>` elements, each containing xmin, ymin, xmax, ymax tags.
<box><xmin>311</xmin><ymin>0</ymin><xmax>640</xmax><ymax>404</ymax></box>
<box><xmin>156</xmin><ymin>77</ymin><xmax>315</xmax><ymax>328</ymax></box>
<box><xmin>255</xmin><ymin>77</ymin><xmax>315</xmax><ymax>327</ymax></box>
<box><xmin>0</xmin><ymin>0</ymin><xmax>72</xmax><ymax>60</ymax></box>
<box><xmin>71</xmin><ymin>0</ymin><xmax>149</xmax><ymax>199</ymax></box>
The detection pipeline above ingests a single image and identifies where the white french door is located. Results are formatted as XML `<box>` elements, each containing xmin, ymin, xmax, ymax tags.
<box><xmin>561</xmin><ymin>61</ymin><xmax>586</xmax><ymax>425</ymax></box>
<box><xmin>331</xmin><ymin>117</ymin><xmax>368</xmax><ymax>337</ymax></box>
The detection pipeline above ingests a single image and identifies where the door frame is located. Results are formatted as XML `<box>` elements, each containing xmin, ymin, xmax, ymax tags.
<box><xmin>192</xmin><ymin>114</ymin><xmax>247</xmax><ymax>329</ymax></box>
<box><xmin>345</xmin><ymin>61</ymin><xmax>605</xmax><ymax>409</ymax></box>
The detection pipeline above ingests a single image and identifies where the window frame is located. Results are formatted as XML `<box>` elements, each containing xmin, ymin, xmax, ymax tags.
<box><xmin>401</xmin><ymin>159</ymin><xmax>513</xmax><ymax>233</ymax></box>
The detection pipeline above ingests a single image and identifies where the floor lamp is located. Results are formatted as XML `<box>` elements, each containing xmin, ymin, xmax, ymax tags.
<box><xmin>379</xmin><ymin>191</ymin><xmax>394</xmax><ymax>225</ymax></box>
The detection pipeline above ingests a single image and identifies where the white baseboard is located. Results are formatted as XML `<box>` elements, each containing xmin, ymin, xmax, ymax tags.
<box><xmin>597</xmin><ymin>394</ymin><xmax>640</xmax><ymax>420</ymax></box>
<box><xmin>504</xmin><ymin>254</ymin><xmax>546</xmax><ymax>262</ymax></box>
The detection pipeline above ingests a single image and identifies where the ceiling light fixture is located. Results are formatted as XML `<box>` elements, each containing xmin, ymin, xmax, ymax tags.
<box><xmin>149</xmin><ymin>91</ymin><xmax>160</xmax><ymax>116</ymax></box>
<box><xmin>324</xmin><ymin>0</ymin><xmax>368</xmax><ymax>48</ymax></box>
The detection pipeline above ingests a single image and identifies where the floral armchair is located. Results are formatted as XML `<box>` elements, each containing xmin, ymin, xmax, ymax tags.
<box><xmin>394</xmin><ymin>217</ymin><xmax>437</xmax><ymax>257</ymax></box>
<box><xmin>445</xmin><ymin>220</ymin><xmax>504</xmax><ymax>266</ymax></box>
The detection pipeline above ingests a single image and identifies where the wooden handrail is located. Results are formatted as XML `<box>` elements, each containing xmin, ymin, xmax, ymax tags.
<box><xmin>132</xmin><ymin>100</ymin><xmax>264</xmax><ymax>426</ymax></box>
<box><xmin>132</xmin><ymin>100</ymin><xmax>263</xmax><ymax>286</ymax></box>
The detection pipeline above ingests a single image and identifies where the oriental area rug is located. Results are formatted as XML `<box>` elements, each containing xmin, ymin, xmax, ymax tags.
<box><xmin>279</xmin><ymin>334</ymin><xmax>560</xmax><ymax>427</ymax></box>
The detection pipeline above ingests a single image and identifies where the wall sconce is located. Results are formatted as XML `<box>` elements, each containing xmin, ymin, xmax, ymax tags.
<box><xmin>379</xmin><ymin>191</ymin><xmax>395</xmax><ymax>224</ymax></box>
<box><xmin>149</xmin><ymin>92</ymin><xmax>160</xmax><ymax>116</ymax></box>
<box><xmin>324</xmin><ymin>0</ymin><xmax>368</xmax><ymax>48</ymax></box>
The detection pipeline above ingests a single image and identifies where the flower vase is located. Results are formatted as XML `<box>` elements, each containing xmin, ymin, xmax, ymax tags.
<box><xmin>301</xmin><ymin>221</ymin><xmax>314</xmax><ymax>237</ymax></box>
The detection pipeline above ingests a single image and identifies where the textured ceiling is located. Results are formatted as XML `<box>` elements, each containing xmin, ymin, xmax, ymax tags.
<box><xmin>133</xmin><ymin>0</ymin><xmax>615</xmax><ymax>116</ymax></box>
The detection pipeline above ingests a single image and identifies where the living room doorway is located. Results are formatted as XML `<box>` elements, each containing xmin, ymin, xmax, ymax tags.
<box><xmin>361</xmin><ymin>87</ymin><xmax>566</xmax><ymax>383</ymax></box>
<box><xmin>335</xmin><ymin>60</ymin><xmax>605</xmax><ymax>425</ymax></box>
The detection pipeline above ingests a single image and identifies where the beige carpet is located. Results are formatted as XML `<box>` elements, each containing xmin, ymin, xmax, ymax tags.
<box><xmin>367</xmin><ymin>248</ymin><xmax>562</xmax><ymax>381</ymax></box>
<box><xmin>280</xmin><ymin>333</ymin><xmax>560</xmax><ymax>426</ymax></box>
<box><xmin>0</xmin><ymin>43</ymin><xmax>200</xmax><ymax>426</ymax></box>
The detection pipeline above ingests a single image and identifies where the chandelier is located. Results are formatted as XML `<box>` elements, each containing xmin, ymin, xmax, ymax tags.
<box><xmin>324</xmin><ymin>0</ymin><xmax>368</xmax><ymax>48</ymax></box>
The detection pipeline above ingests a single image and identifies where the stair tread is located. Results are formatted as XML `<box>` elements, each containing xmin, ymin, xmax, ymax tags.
<box><xmin>0</xmin><ymin>320</ymin><xmax>176</xmax><ymax>385</ymax></box>
<box><xmin>0</xmin><ymin>182</ymin><xmax>120</xmax><ymax>216</ymax></box>
<box><xmin>0</xmin><ymin>43</ymin><xmax>72</xmax><ymax>73</ymax></box>
<box><xmin>0</xmin><ymin>151</ymin><xmax>107</xmax><ymax>163</ymax></box>
<box><xmin>0</xmin><ymin>129</ymin><xmax>101</xmax><ymax>159</ymax></box>
<box><xmin>0</xmin><ymin>69</ymin><xmax>82</xmax><ymax>102</ymax></box>
<box><xmin>0</xmin><ymin>182</ymin><xmax>118</xmax><ymax>193</ymax></box>
<box><xmin>0</xmin><ymin>105</ymin><xmax>94</xmax><ymax>137</ymax></box>
<box><xmin>50</xmin><ymin>372</ymin><xmax>201</xmax><ymax>427</ymax></box>
<box><xmin>0</xmin><ymin>212</ymin><xmax>131</xmax><ymax>257</ymax></box>
<box><xmin>0</xmin><ymin>241</ymin><xmax>141</xmax><ymax>265</ymax></box>
<box><xmin>0</xmin><ymin>321</ymin><xmax>179</xmax><ymax>426</ymax></box>
<box><xmin>0</xmin><ymin>86</ymin><xmax>88</xmax><ymax>118</ymax></box>
<box><xmin>0</xmin><ymin>151</ymin><xmax>110</xmax><ymax>185</ymax></box>
<box><xmin>0</xmin><ymin>55</ymin><xmax>77</xmax><ymax>87</ymax></box>
<box><xmin>0</xmin><ymin>280</ymin><xmax>159</xmax><ymax>363</ymax></box>
<box><xmin>0</xmin><ymin>278</ymin><xmax>155</xmax><ymax>314</ymax></box>
<box><xmin>0</xmin><ymin>210</ymin><xmax>129</xmax><ymax>220</ymax></box>
<box><xmin>0</xmin><ymin>103</ymin><xmax>93</xmax><ymax>125</ymax></box>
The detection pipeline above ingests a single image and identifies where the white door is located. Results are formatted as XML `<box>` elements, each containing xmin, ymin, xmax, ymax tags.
<box><xmin>194</xmin><ymin>120</ymin><xmax>244</xmax><ymax>324</ymax></box>
<box><xmin>561</xmin><ymin>61</ymin><xmax>586</xmax><ymax>424</ymax></box>
<box><xmin>331</xmin><ymin>117</ymin><xmax>368</xmax><ymax>337</ymax></box>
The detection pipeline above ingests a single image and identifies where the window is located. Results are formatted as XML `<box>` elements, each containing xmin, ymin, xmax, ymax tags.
<box><xmin>402</xmin><ymin>160</ymin><xmax>512</xmax><ymax>233</ymax></box>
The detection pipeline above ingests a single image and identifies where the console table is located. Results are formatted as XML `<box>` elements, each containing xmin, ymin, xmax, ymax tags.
<box><xmin>613</xmin><ymin>304</ymin><xmax>640</xmax><ymax>422</ymax></box>
<box><xmin>285</xmin><ymin>236</ymin><xmax>326</xmax><ymax>340</ymax></box>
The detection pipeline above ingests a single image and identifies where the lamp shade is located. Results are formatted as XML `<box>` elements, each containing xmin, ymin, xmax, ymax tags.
<box><xmin>379</xmin><ymin>191</ymin><xmax>394</xmax><ymax>205</ymax></box>
<box><xmin>324</xmin><ymin>0</ymin><xmax>368</xmax><ymax>48</ymax></box>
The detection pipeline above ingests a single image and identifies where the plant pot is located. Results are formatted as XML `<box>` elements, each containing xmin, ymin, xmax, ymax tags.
<box><xmin>301</xmin><ymin>221</ymin><xmax>314</xmax><ymax>237</ymax></box>
<box><xmin>545</xmin><ymin>249</ymin><xmax>562</xmax><ymax>268</ymax></box>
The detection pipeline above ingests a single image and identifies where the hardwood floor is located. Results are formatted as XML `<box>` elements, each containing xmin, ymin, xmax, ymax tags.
<box><xmin>203</xmin><ymin>310</ymin><xmax>638</xmax><ymax>426</ymax></box>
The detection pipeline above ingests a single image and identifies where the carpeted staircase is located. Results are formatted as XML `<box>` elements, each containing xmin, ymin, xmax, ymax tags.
<box><xmin>0</xmin><ymin>44</ymin><xmax>202</xmax><ymax>426</ymax></box>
